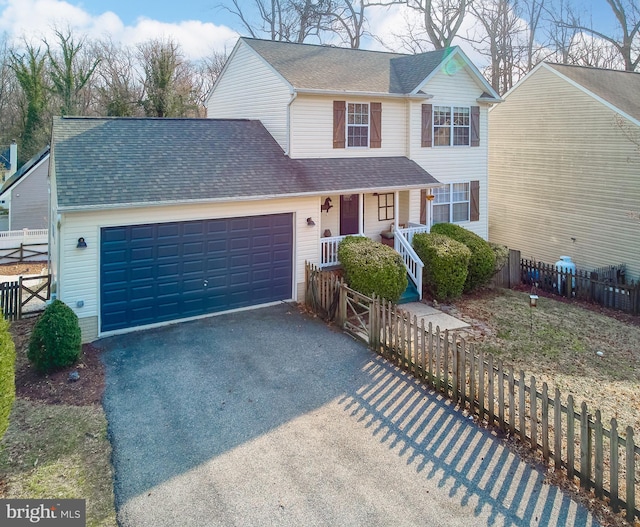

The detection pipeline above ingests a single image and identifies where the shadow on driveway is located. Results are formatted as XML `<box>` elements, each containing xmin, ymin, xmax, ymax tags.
<box><xmin>100</xmin><ymin>304</ymin><xmax>599</xmax><ymax>527</ymax></box>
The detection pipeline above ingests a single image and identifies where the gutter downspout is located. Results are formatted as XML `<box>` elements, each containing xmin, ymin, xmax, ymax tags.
<box><xmin>9</xmin><ymin>141</ymin><xmax>17</xmax><ymax>176</ymax></box>
<box><xmin>286</xmin><ymin>90</ymin><xmax>297</xmax><ymax>156</ymax></box>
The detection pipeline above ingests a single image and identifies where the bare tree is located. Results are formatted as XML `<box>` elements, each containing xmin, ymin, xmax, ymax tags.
<box><xmin>94</xmin><ymin>39</ymin><xmax>143</xmax><ymax>116</ymax></box>
<box><xmin>406</xmin><ymin>0</ymin><xmax>470</xmax><ymax>49</ymax></box>
<box><xmin>519</xmin><ymin>0</ymin><xmax>546</xmax><ymax>72</ymax></box>
<box><xmin>46</xmin><ymin>28</ymin><xmax>100</xmax><ymax>116</ymax></box>
<box><xmin>193</xmin><ymin>50</ymin><xmax>229</xmax><ymax>112</ymax></box>
<box><xmin>326</xmin><ymin>0</ymin><xmax>402</xmax><ymax>49</ymax></box>
<box><xmin>138</xmin><ymin>37</ymin><xmax>200</xmax><ymax>117</ymax></box>
<box><xmin>560</xmin><ymin>0</ymin><xmax>640</xmax><ymax>71</ymax></box>
<box><xmin>220</xmin><ymin>0</ymin><xmax>333</xmax><ymax>43</ymax></box>
<box><xmin>468</xmin><ymin>0</ymin><xmax>522</xmax><ymax>93</ymax></box>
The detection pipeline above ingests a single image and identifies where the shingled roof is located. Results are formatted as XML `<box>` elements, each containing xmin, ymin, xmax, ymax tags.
<box><xmin>242</xmin><ymin>38</ymin><xmax>456</xmax><ymax>94</ymax></box>
<box><xmin>546</xmin><ymin>63</ymin><xmax>640</xmax><ymax>122</ymax></box>
<box><xmin>51</xmin><ymin>117</ymin><xmax>439</xmax><ymax>210</ymax></box>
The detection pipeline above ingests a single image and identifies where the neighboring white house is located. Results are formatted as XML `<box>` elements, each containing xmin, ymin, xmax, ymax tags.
<box><xmin>489</xmin><ymin>63</ymin><xmax>640</xmax><ymax>280</ymax></box>
<box><xmin>50</xmin><ymin>38</ymin><xmax>501</xmax><ymax>342</ymax></box>
<box><xmin>0</xmin><ymin>146</ymin><xmax>50</xmax><ymax>231</ymax></box>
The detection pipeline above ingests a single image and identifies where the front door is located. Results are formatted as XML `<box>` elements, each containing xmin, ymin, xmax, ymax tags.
<box><xmin>340</xmin><ymin>194</ymin><xmax>359</xmax><ymax>235</ymax></box>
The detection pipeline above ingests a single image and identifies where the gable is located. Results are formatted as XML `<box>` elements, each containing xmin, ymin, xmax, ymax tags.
<box><xmin>545</xmin><ymin>63</ymin><xmax>640</xmax><ymax>126</ymax></box>
<box><xmin>421</xmin><ymin>64</ymin><xmax>488</xmax><ymax>105</ymax></box>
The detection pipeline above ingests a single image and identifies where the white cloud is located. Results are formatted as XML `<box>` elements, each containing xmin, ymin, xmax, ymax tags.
<box><xmin>0</xmin><ymin>0</ymin><xmax>238</xmax><ymax>59</ymax></box>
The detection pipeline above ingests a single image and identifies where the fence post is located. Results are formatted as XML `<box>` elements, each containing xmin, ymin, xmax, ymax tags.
<box><xmin>509</xmin><ymin>249</ymin><xmax>521</xmax><ymax>287</ymax></box>
<box><xmin>626</xmin><ymin>427</ymin><xmax>635</xmax><ymax>523</ymax></box>
<box><xmin>610</xmin><ymin>418</ymin><xmax>619</xmax><ymax>513</ymax></box>
<box><xmin>580</xmin><ymin>402</ymin><xmax>591</xmax><ymax>490</ymax></box>
<box><xmin>594</xmin><ymin>410</ymin><xmax>603</xmax><ymax>499</ymax></box>
<box><xmin>338</xmin><ymin>283</ymin><xmax>347</xmax><ymax>327</ymax></box>
<box><xmin>567</xmin><ymin>395</ymin><xmax>575</xmax><ymax>479</ymax></box>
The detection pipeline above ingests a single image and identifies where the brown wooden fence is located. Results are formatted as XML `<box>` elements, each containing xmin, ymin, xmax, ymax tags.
<box><xmin>491</xmin><ymin>251</ymin><xmax>640</xmax><ymax>315</ymax></box>
<box><xmin>0</xmin><ymin>242</ymin><xmax>48</xmax><ymax>264</ymax></box>
<box><xmin>0</xmin><ymin>274</ymin><xmax>51</xmax><ymax>320</ymax></box>
<box><xmin>305</xmin><ymin>262</ymin><xmax>640</xmax><ymax>522</ymax></box>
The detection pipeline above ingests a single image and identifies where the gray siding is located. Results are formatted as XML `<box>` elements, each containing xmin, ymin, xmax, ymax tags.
<box><xmin>9</xmin><ymin>157</ymin><xmax>49</xmax><ymax>230</ymax></box>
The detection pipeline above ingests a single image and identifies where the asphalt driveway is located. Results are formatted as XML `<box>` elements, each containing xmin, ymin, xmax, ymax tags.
<box><xmin>101</xmin><ymin>304</ymin><xmax>599</xmax><ymax>527</ymax></box>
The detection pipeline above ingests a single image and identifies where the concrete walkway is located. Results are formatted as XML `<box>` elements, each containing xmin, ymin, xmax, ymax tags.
<box><xmin>400</xmin><ymin>301</ymin><xmax>470</xmax><ymax>331</ymax></box>
<box><xmin>101</xmin><ymin>304</ymin><xmax>598</xmax><ymax>527</ymax></box>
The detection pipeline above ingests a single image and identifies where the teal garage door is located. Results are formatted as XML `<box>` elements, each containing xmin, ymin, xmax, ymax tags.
<box><xmin>100</xmin><ymin>214</ymin><xmax>293</xmax><ymax>332</ymax></box>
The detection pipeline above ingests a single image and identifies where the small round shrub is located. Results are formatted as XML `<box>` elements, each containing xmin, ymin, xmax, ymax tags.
<box><xmin>0</xmin><ymin>316</ymin><xmax>15</xmax><ymax>440</ymax></box>
<box><xmin>430</xmin><ymin>223</ymin><xmax>495</xmax><ymax>291</ymax></box>
<box><xmin>338</xmin><ymin>236</ymin><xmax>408</xmax><ymax>303</ymax></box>
<box><xmin>28</xmin><ymin>300</ymin><xmax>81</xmax><ymax>373</ymax></box>
<box><xmin>413</xmin><ymin>233</ymin><xmax>471</xmax><ymax>301</ymax></box>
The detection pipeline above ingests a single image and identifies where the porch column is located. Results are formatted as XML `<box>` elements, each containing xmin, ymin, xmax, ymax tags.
<box><xmin>394</xmin><ymin>191</ymin><xmax>399</xmax><ymax>230</ymax></box>
<box><xmin>358</xmin><ymin>193</ymin><xmax>364</xmax><ymax>235</ymax></box>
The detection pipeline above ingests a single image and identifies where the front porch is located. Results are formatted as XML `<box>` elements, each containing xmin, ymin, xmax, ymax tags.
<box><xmin>316</xmin><ymin>189</ymin><xmax>433</xmax><ymax>300</ymax></box>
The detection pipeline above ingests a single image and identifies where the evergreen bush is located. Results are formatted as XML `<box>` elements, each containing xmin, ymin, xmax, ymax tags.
<box><xmin>430</xmin><ymin>223</ymin><xmax>495</xmax><ymax>291</ymax></box>
<box><xmin>338</xmin><ymin>236</ymin><xmax>408</xmax><ymax>303</ymax></box>
<box><xmin>28</xmin><ymin>300</ymin><xmax>81</xmax><ymax>373</ymax></box>
<box><xmin>0</xmin><ymin>316</ymin><xmax>15</xmax><ymax>440</ymax></box>
<box><xmin>413</xmin><ymin>233</ymin><xmax>471</xmax><ymax>301</ymax></box>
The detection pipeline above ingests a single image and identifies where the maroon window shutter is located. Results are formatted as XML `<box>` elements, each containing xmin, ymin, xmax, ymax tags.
<box><xmin>420</xmin><ymin>189</ymin><xmax>427</xmax><ymax>224</ymax></box>
<box><xmin>370</xmin><ymin>102</ymin><xmax>382</xmax><ymax>148</ymax></box>
<box><xmin>470</xmin><ymin>106</ymin><xmax>480</xmax><ymax>147</ymax></box>
<box><xmin>470</xmin><ymin>180</ymin><xmax>480</xmax><ymax>221</ymax></box>
<box><xmin>333</xmin><ymin>101</ymin><xmax>346</xmax><ymax>149</ymax></box>
<box><xmin>421</xmin><ymin>104</ymin><xmax>432</xmax><ymax>147</ymax></box>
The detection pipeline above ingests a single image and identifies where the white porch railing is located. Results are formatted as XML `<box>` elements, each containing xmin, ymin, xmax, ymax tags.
<box><xmin>394</xmin><ymin>229</ymin><xmax>424</xmax><ymax>300</ymax></box>
<box><xmin>397</xmin><ymin>223</ymin><xmax>430</xmax><ymax>246</ymax></box>
<box><xmin>320</xmin><ymin>235</ymin><xmax>348</xmax><ymax>268</ymax></box>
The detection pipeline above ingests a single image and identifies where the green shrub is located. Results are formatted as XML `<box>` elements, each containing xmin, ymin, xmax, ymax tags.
<box><xmin>413</xmin><ymin>233</ymin><xmax>471</xmax><ymax>301</ymax></box>
<box><xmin>338</xmin><ymin>236</ymin><xmax>408</xmax><ymax>303</ymax></box>
<box><xmin>28</xmin><ymin>300</ymin><xmax>81</xmax><ymax>373</ymax></box>
<box><xmin>430</xmin><ymin>223</ymin><xmax>495</xmax><ymax>291</ymax></box>
<box><xmin>0</xmin><ymin>316</ymin><xmax>15</xmax><ymax>440</ymax></box>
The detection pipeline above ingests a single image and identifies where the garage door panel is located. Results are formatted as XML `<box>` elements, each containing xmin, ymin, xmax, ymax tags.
<box><xmin>101</xmin><ymin>214</ymin><xmax>292</xmax><ymax>332</ymax></box>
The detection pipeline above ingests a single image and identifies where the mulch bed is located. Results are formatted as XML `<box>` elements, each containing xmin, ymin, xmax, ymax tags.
<box><xmin>10</xmin><ymin>318</ymin><xmax>105</xmax><ymax>406</ymax></box>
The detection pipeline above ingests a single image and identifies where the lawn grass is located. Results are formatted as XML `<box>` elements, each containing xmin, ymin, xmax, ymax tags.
<box><xmin>0</xmin><ymin>399</ymin><xmax>116</xmax><ymax>527</ymax></box>
<box><xmin>453</xmin><ymin>288</ymin><xmax>640</xmax><ymax>432</ymax></box>
<box><xmin>0</xmin><ymin>316</ymin><xmax>116</xmax><ymax>527</ymax></box>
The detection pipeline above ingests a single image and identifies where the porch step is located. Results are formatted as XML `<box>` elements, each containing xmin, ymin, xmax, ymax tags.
<box><xmin>398</xmin><ymin>277</ymin><xmax>420</xmax><ymax>304</ymax></box>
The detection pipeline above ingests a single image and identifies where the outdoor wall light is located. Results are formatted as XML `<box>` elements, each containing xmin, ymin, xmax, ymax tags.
<box><xmin>306</xmin><ymin>217</ymin><xmax>316</xmax><ymax>226</ymax></box>
<box><xmin>77</xmin><ymin>237</ymin><xmax>87</xmax><ymax>248</ymax></box>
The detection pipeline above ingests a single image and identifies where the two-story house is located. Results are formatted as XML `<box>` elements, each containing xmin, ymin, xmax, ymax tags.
<box><xmin>48</xmin><ymin>38</ymin><xmax>500</xmax><ymax>342</ymax></box>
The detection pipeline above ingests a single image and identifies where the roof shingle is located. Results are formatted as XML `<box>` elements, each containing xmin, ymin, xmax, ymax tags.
<box><xmin>52</xmin><ymin>117</ymin><xmax>439</xmax><ymax>209</ymax></box>
<box><xmin>242</xmin><ymin>38</ymin><xmax>453</xmax><ymax>94</ymax></box>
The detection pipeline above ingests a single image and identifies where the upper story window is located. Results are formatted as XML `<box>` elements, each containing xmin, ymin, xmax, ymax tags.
<box><xmin>347</xmin><ymin>103</ymin><xmax>369</xmax><ymax>147</ymax></box>
<box><xmin>434</xmin><ymin>106</ymin><xmax>470</xmax><ymax>146</ymax></box>
<box><xmin>422</xmin><ymin>104</ymin><xmax>479</xmax><ymax>148</ymax></box>
<box><xmin>333</xmin><ymin>101</ymin><xmax>381</xmax><ymax>149</ymax></box>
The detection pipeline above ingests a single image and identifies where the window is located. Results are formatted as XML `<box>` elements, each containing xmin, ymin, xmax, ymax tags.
<box><xmin>377</xmin><ymin>193</ymin><xmax>394</xmax><ymax>221</ymax></box>
<box><xmin>347</xmin><ymin>103</ymin><xmax>369</xmax><ymax>147</ymax></box>
<box><xmin>433</xmin><ymin>106</ymin><xmax>470</xmax><ymax>146</ymax></box>
<box><xmin>432</xmin><ymin>182</ymin><xmax>470</xmax><ymax>224</ymax></box>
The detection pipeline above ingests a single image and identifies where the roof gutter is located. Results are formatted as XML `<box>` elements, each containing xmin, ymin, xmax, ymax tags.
<box><xmin>56</xmin><ymin>183</ymin><xmax>444</xmax><ymax>213</ymax></box>
<box><xmin>294</xmin><ymin>88</ymin><xmax>433</xmax><ymax>100</ymax></box>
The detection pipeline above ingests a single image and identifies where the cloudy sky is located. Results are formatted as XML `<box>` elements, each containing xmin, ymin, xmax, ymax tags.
<box><xmin>0</xmin><ymin>0</ymin><xmax>618</xmax><ymax>62</ymax></box>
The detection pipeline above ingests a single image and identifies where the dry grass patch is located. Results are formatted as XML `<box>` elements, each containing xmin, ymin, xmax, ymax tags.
<box><xmin>451</xmin><ymin>288</ymin><xmax>640</xmax><ymax>432</ymax></box>
<box><xmin>0</xmin><ymin>317</ymin><xmax>116</xmax><ymax>527</ymax></box>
